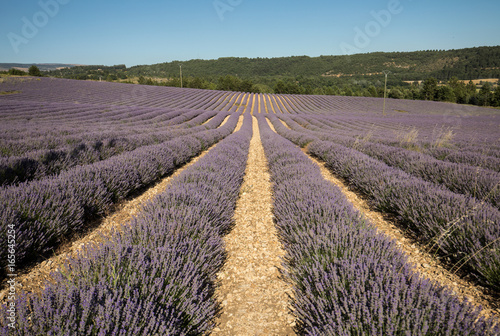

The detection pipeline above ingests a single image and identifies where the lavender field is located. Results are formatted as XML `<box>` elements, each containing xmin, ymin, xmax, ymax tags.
<box><xmin>0</xmin><ymin>77</ymin><xmax>499</xmax><ymax>335</ymax></box>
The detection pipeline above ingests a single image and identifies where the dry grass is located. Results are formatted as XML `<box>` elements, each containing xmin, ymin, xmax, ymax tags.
<box><xmin>394</xmin><ymin>126</ymin><xmax>419</xmax><ymax>146</ymax></box>
<box><xmin>432</xmin><ymin>126</ymin><xmax>456</xmax><ymax>148</ymax></box>
<box><xmin>0</xmin><ymin>90</ymin><xmax>21</xmax><ymax>95</ymax></box>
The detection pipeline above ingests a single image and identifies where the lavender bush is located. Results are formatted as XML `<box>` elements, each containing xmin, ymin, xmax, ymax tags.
<box><xmin>0</xmin><ymin>113</ymin><xmax>253</xmax><ymax>335</ymax></box>
<box><xmin>256</xmin><ymin>114</ymin><xmax>499</xmax><ymax>335</ymax></box>
<box><xmin>0</xmin><ymin>113</ymin><xmax>239</xmax><ymax>280</ymax></box>
<box><xmin>267</xmin><ymin>112</ymin><xmax>500</xmax><ymax>290</ymax></box>
<box><xmin>308</xmin><ymin>140</ymin><xmax>500</xmax><ymax>292</ymax></box>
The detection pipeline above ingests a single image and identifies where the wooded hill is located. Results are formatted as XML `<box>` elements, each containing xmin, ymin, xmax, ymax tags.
<box><xmin>126</xmin><ymin>46</ymin><xmax>500</xmax><ymax>82</ymax></box>
<box><xmin>43</xmin><ymin>46</ymin><xmax>500</xmax><ymax>83</ymax></box>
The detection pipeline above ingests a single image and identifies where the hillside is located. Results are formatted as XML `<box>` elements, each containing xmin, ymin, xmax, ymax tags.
<box><xmin>125</xmin><ymin>46</ymin><xmax>500</xmax><ymax>81</ymax></box>
<box><xmin>42</xmin><ymin>46</ymin><xmax>500</xmax><ymax>84</ymax></box>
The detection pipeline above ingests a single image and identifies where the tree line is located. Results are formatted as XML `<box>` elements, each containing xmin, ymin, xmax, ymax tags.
<box><xmin>2</xmin><ymin>65</ymin><xmax>43</xmax><ymax>77</ymax></box>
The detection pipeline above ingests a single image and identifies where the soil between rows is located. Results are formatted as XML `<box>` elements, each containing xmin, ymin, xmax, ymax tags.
<box><xmin>268</xmin><ymin>116</ymin><xmax>500</xmax><ymax>321</ymax></box>
<box><xmin>0</xmin><ymin>115</ymin><xmax>240</xmax><ymax>302</ymax></box>
<box><xmin>212</xmin><ymin>116</ymin><xmax>295</xmax><ymax>335</ymax></box>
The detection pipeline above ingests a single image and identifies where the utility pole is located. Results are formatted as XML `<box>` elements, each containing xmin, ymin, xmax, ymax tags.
<box><xmin>179</xmin><ymin>64</ymin><xmax>183</xmax><ymax>88</ymax></box>
<box><xmin>383</xmin><ymin>70</ymin><xmax>391</xmax><ymax>116</ymax></box>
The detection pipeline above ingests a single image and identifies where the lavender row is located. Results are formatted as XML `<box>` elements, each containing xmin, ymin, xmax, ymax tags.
<box><xmin>307</xmin><ymin>140</ymin><xmax>500</xmax><ymax>291</ymax></box>
<box><xmin>0</xmin><ymin>108</ymin><xmax>214</xmax><ymax>158</ymax></box>
<box><xmin>277</xmin><ymin>105</ymin><xmax>498</xmax><ymax>160</ymax></box>
<box><xmin>295</xmin><ymin>112</ymin><xmax>500</xmax><ymax>165</ymax></box>
<box><xmin>0</xmin><ymin>111</ymin><xmax>223</xmax><ymax>186</ymax></box>
<box><xmin>0</xmin><ymin>112</ymin><xmax>252</xmax><ymax>335</ymax></box>
<box><xmin>273</xmin><ymin>114</ymin><xmax>500</xmax><ymax>210</ymax></box>
<box><xmin>0</xmin><ymin>77</ymin><xmax>243</xmax><ymax>111</ymax></box>
<box><xmin>256</xmin><ymin>114</ymin><xmax>498</xmax><ymax>335</ymax></box>
<box><xmin>267</xmin><ymin>114</ymin><xmax>500</xmax><ymax>291</ymax></box>
<box><xmin>0</xmin><ymin>113</ymin><xmax>240</xmax><ymax>280</ymax></box>
<box><xmin>341</xmin><ymin>140</ymin><xmax>500</xmax><ymax>209</ymax></box>
<box><xmin>0</xmin><ymin>102</ymin><xmax>209</xmax><ymax>157</ymax></box>
<box><xmin>300</xmin><ymin>113</ymin><xmax>500</xmax><ymax>172</ymax></box>
<box><xmin>422</xmin><ymin>147</ymin><xmax>500</xmax><ymax>173</ymax></box>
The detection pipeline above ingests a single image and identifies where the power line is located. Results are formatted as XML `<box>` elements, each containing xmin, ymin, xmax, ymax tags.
<box><xmin>383</xmin><ymin>70</ymin><xmax>391</xmax><ymax>116</ymax></box>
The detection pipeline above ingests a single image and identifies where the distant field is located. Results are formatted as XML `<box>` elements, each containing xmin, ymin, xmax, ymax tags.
<box><xmin>405</xmin><ymin>78</ymin><xmax>499</xmax><ymax>86</ymax></box>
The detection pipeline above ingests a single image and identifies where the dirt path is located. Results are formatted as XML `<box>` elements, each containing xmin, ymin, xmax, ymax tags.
<box><xmin>212</xmin><ymin>116</ymin><xmax>295</xmax><ymax>335</ymax></box>
<box><xmin>0</xmin><ymin>114</ymin><xmax>242</xmax><ymax>301</ymax></box>
<box><xmin>264</xmin><ymin>117</ymin><xmax>500</xmax><ymax>320</ymax></box>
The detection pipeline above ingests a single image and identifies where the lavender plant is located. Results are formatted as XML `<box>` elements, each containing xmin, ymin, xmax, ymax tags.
<box><xmin>0</xmin><ymin>113</ymin><xmax>240</xmax><ymax>280</ymax></box>
<box><xmin>0</xmin><ymin>113</ymin><xmax>253</xmax><ymax>335</ymax></box>
<box><xmin>257</xmin><ymin>114</ymin><xmax>499</xmax><ymax>335</ymax></box>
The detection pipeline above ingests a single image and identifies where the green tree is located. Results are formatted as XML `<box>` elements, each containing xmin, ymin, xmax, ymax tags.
<box><xmin>106</xmin><ymin>74</ymin><xmax>117</xmax><ymax>82</ymax></box>
<box><xmin>367</xmin><ymin>85</ymin><xmax>378</xmax><ymax>97</ymax></box>
<box><xmin>436</xmin><ymin>86</ymin><xmax>456</xmax><ymax>102</ymax></box>
<box><xmin>8</xmin><ymin>68</ymin><xmax>26</xmax><ymax>76</ymax></box>
<box><xmin>343</xmin><ymin>86</ymin><xmax>353</xmax><ymax>96</ymax></box>
<box><xmin>273</xmin><ymin>80</ymin><xmax>302</xmax><ymax>94</ymax></box>
<box><xmin>28</xmin><ymin>65</ymin><xmax>42</xmax><ymax>76</ymax></box>
<box><xmin>492</xmin><ymin>85</ymin><xmax>500</xmax><ymax>107</ymax></box>
<box><xmin>421</xmin><ymin>77</ymin><xmax>438</xmax><ymax>100</ymax></box>
<box><xmin>274</xmin><ymin>80</ymin><xmax>287</xmax><ymax>94</ymax></box>
<box><xmin>466</xmin><ymin>80</ymin><xmax>477</xmax><ymax>96</ymax></box>
<box><xmin>388</xmin><ymin>88</ymin><xmax>404</xmax><ymax>99</ymax></box>
<box><xmin>448</xmin><ymin>76</ymin><xmax>460</xmax><ymax>89</ymax></box>
<box><xmin>323</xmin><ymin>86</ymin><xmax>335</xmax><ymax>95</ymax></box>
<box><xmin>187</xmin><ymin>77</ymin><xmax>205</xmax><ymax>89</ymax></box>
<box><xmin>478</xmin><ymin>82</ymin><xmax>493</xmax><ymax>106</ymax></box>
<box><xmin>239</xmin><ymin>79</ymin><xmax>254</xmax><ymax>92</ymax></box>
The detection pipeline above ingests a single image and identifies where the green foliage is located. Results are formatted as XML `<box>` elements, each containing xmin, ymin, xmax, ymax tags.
<box><xmin>8</xmin><ymin>68</ymin><xmax>27</xmax><ymax>76</ymax></box>
<box><xmin>28</xmin><ymin>65</ymin><xmax>42</xmax><ymax>77</ymax></box>
<box><xmin>216</xmin><ymin>75</ymin><xmax>257</xmax><ymax>92</ymax></box>
<box><xmin>421</xmin><ymin>77</ymin><xmax>438</xmax><ymax>100</ymax></box>
<box><xmin>479</xmin><ymin>82</ymin><xmax>493</xmax><ymax>106</ymax></box>
<box><xmin>493</xmin><ymin>86</ymin><xmax>500</xmax><ymax>107</ymax></box>
<box><xmin>435</xmin><ymin>85</ymin><xmax>455</xmax><ymax>102</ymax></box>
<box><xmin>274</xmin><ymin>80</ymin><xmax>303</xmax><ymax>94</ymax></box>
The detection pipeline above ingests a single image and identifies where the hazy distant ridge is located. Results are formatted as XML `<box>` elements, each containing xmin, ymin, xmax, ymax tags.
<box><xmin>0</xmin><ymin>63</ymin><xmax>81</xmax><ymax>72</ymax></box>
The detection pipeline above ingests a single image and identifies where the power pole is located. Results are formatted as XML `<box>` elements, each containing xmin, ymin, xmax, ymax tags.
<box><xmin>180</xmin><ymin>64</ymin><xmax>183</xmax><ymax>88</ymax></box>
<box><xmin>383</xmin><ymin>70</ymin><xmax>391</xmax><ymax>116</ymax></box>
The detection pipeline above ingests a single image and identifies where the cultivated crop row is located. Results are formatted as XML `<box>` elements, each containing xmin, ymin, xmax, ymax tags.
<box><xmin>0</xmin><ymin>113</ymin><xmax>240</xmax><ymax>280</ymax></box>
<box><xmin>0</xmin><ymin>113</ymin><xmax>253</xmax><ymax>335</ymax></box>
<box><xmin>275</xmin><ymin>114</ymin><xmax>500</xmax><ymax>210</ymax></box>
<box><xmin>1</xmin><ymin>78</ymin><xmax>499</xmax><ymax>333</ymax></box>
<box><xmin>0</xmin><ymin>102</ymin><xmax>211</xmax><ymax>156</ymax></box>
<box><xmin>0</xmin><ymin>107</ymin><xmax>224</xmax><ymax>185</ymax></box>
<box><xmin>296</xmin><ymin>113</ymin><xmax>500</xmax><ymax>172</ymax></box>
<box><xmin>267</xmin><ymin>114</ymin><xmax>500</xmax><ymax>292</ymax></box>
<box><xmin>257</xmin><ymin>114</ymin><xmax>499</xmax><ymax>335</ymax></box>
<box><xmin>0</xmin><ymin>78</ymin><xmax>252</xmax><ymax>112</ymax></box>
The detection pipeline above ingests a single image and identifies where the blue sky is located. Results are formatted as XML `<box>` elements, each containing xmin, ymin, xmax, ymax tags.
<box><xmin>1</xmin><ymin>0</ymin><xmax>499</xmax><ymax>67</ymax></box>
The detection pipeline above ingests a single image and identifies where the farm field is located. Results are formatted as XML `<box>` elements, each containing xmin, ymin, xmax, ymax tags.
<box><xmin>0</xmin><ymin>77</ymin><xmax>499</xmax><ymax>335</ymax></box>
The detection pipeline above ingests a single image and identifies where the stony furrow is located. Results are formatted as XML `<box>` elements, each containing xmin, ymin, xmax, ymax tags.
<box><xmin>0</xmin><ymin>114</ymin><xmax>243</xmax><ymax>302</ymax></box>
<box><xmin>265</xmin><ymin>118</ymin><xmax>500</xmax><ymax>320</ymax></box>
<box><xmin>213</xmin><ymin>116</ymin><xmax>295</xmax><ymax>335</ymax></box>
